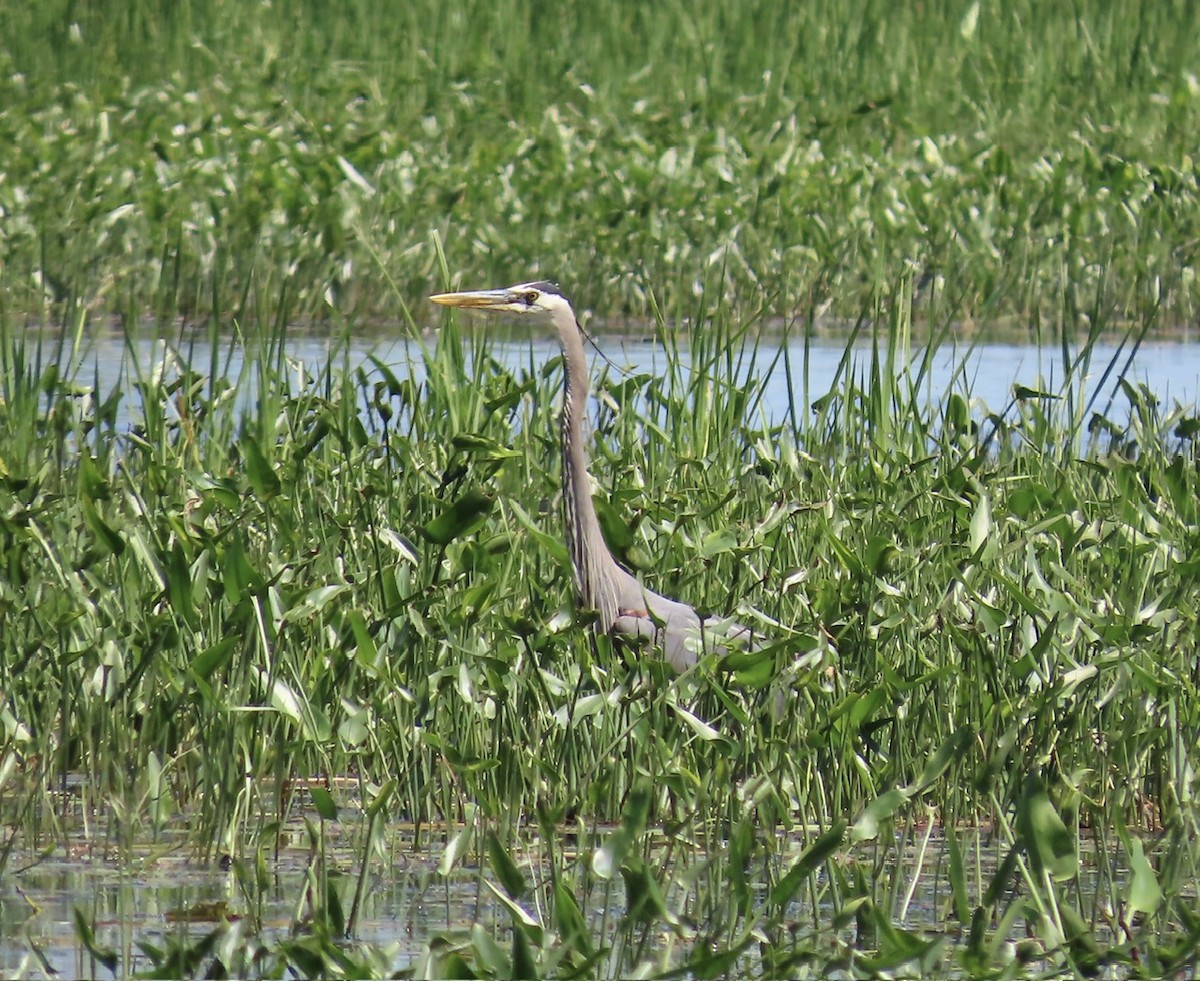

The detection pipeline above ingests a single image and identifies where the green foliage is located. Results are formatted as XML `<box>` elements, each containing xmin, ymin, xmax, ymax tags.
<box><xmin>1</xmin><ymin>0</ymin><xmax>1199</xmax><ymax>323</ymax></box>
<box><xmin>1</xmin><ymin>288</ymin><xmax>1198</xmax><ymax>976</ymax></box>
<box><xmin>2</xmin><ymin>0</ymin><xmax>1200</xmax><ymax>975</ymax></box>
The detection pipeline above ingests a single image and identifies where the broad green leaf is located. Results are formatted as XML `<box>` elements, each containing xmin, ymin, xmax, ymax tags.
<box><xmin>468</xmin><ymin>922</ymin><xmax>510</xmax><ymax>977</ymax></box>
<box><xmin>554</xmin><ymin>880</ymin><xmax>594</xmax><ymax>959</ymax></box>
<box><xmin>719</xmin><ymin>646</ymin><xmax>775</xmax><ymax>689</ymax></box>
<box><xmin>422</xmin><ymin>489</ymin><xmax>494</xmax><ymax>545</ymax></box>
<box><xmin>451</xmin><ymin>432</ymin><xmax>521</xmax><ymax>460</ymax></box>
<box><xmin>366</xmin><ymin>780</ymin><xmax>395</xmax><ymax>819</ymax></box>
<box><xmin>1016</xmin><ymin>774</ymin><xmax>1077</xmax><ymax>881</ymax></box>
<box><xmin>969</xmin><ymin>493</ymin><xmax>991</xmax><ymax>555</ymax></box>
<box><xmin>908</xmin><ymin>727</ymin><xmax>973</xmax><ymax>794</ymax></box>
<box><xmin>983</xmin><ymin>845</ymin><xmax>1021</xmax><ymax>907</ymax></box>
<box><xmin>484</xmin><ymin>879</ymin><xmax>543</xmax><ymax>942</ymax></box>
<box><xmin>859</xmin><ymin>905</ymin><xmax>946</xmax><ymax>972</ymax></box>
<box><xmin>699</xmin><ymin>528</ymin><xmax>738</xmax><ymax>558</ymax></box>
<box><xmin>511</xmin><ymin>916</ymin><xmax>538</xmax><ymax>981</ymax></box>
<box><xmin>672</xmin><ymin>704</ymin><xmax>726</xmax><ymax>743</ymax></box>
<box><xmin>945</xmin><ymin>822</ymin><xmax>970</xmax><ymax>924</ymax></box>
<box><xmin>220</xmin><ymin>533</ymin><xmax>258</xmax><ymax>604</ymax></box>
<box><xmin>592</xmin><ymin>496</ymin><xmax>634</xmax><ymax>550</ymax></box>
<box><xmin>82</xmin><ymin>496</ymin><xmax>124</xmax><ymax>555</ymax></box>
<box><xmin>487</xmin><ymin>831</ymin><xmax>527</xmax><ymax>899</ymax></box>
<box><xmin>167</xmin><ymin>541</ymin><xmax>196</xmax><ymax>627</ymax></box>
<box><xmin>621</xmin><ymin>860</ymin><xmax>670</xmax><ymax>925</ymax></box>
<box><xmin>310</xmin><ymin>786</ymin><xmax>338</xmax><ymax>821</ymax></box>
<box><xmin>190</xmin><ymin>636</ymin><xmax>237</xmax><ymax>680</ymax></box>
<box><xmin>1125</xmin><ymin>837</ymin><xmax>1162</xmax><ymax>915</ymax></box>
<box><xmin>349</xmin><ymin>610</ymin><xmax>378</xmax><ymax>667</ymax></box>
<box><xmin>73</xmin><ymin>908</ymin><xmax>118</xmax><ymax>972</ymax></box>
<box><xmin>852</xmin><ymin>788</ymin><xmax>909</xmax><ymax>842</ymax></box>
<box><xmin>439</xmin><ymin>805</ymin><xmax>477</xmax><ymax>875</ymax></box>
<box><xmin>241</xmin><ymin>435</ymin><xmax>281</xmax><ymax>499</ymax></box>
<box><xmin>260</xmin><ymin>672</ymin><xmax>303</xmax><ymax>723</ymax></box>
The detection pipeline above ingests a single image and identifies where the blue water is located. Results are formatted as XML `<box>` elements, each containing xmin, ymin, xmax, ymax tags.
<box><xmin>30</xmin><ymin>326</ymin><xmax>1200</xmax><ymax>428</ymax></box>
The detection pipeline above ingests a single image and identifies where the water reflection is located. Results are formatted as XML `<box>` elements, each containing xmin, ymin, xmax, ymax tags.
<box><xmin>2</xmin><ymin>815</ymin><xmax>1125</xmax><ymax>979</ymax></box>
<box><xmin>2</xmin><ymin>824</ymin><xmax>478</xmax><ymax>977</ymax></box>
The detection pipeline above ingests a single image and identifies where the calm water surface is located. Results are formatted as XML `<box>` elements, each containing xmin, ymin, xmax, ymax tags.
<box><xmin>2</xmin><ymin>818</ymin><xmax>484</xmax><ymax>977</ymax></box>
<box><xmin>1</xmin><ymin>812</ymin><xmax>1121</xmax><ymax>979</ymax></box>
<box><xmin>36</xmin><ymin>327</ymin><xmax>1200</xmax><ymax>424</ymax></box>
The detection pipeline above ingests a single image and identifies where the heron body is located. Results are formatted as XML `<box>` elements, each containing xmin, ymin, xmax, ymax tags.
<box><xmin>430</xmin><ymin>281</ymin><xmax>756</xmax><ymax>671</ymax></box>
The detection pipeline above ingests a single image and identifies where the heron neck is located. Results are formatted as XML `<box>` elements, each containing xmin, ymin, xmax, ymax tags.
<box><xmin>558</xmin><ymin>315</ymin><xmax>620</xmax><ymax>627</ymax></box>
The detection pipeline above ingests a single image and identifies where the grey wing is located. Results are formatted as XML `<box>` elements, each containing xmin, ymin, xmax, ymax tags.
<box><xmin>610</xmin><ymin>571</ymin><xmax>758</xmax><ymax>673</ymax></box>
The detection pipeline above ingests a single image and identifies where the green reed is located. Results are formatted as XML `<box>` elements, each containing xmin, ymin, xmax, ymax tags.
<box><xmin>3</xmin><ymin>277</ymin><xmax>1199</xmax><ymax>975</ymax></box>
<box><xmin>1</xmin><ymin>0</ymin><xmax>1198</xmax><ymax>325</ymax></box>
<box><xmin>2</xmin><ymin>0</ymin><xmax>1200</xmax><ymax>973</ymax></box>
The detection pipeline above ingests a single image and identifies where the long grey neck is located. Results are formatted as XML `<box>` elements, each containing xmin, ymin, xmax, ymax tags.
<box><xmin>557</xmin><ymin>315</ymin><xmax>621</xmax><ymax>628</ymax></box>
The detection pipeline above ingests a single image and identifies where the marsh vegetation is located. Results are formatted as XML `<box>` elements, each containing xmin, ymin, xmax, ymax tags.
<box><xmin>2</xmin><ymin>0</ymin><xmax>1200</xmax><ymax>977</ymax></box>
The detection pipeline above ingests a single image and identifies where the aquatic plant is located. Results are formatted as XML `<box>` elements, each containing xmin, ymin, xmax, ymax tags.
<box><xmin>3</xmin><ymin>0</ymin><xmax>1200</xmax><ymax>976</ymax></box>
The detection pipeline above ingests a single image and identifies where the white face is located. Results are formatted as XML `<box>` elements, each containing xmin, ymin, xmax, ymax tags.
<box><xmin>429</xmin><ymin>281</ymin><xmax>573</xmax><ymax>325</ymax></box>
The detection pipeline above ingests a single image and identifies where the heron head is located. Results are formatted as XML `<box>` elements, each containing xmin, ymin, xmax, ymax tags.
<box><xmin>429</xmin><ymin>281</ymin><xmax>573</xmax><ymax>326</ymax></box>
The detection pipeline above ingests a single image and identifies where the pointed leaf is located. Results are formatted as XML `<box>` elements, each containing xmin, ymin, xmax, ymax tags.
<box><xmin>1126</xmin><ymin>837</ymin><xmax>1162</xmax><ymax>915</ymax></box>
<box><xmin>1016</xmin><ymin>774</ymin><xmax>1077</xmax><ymax>881</ymax></box>
<box><xmin>769</xmin><ymin>820</ymin><xmax>846</xmax><ymax>906</ymax></box>
<box><xmin>852</xmin><ymin>788</ymin><xmax>909</xmax><ymax>842</ymax></box>
<box><xmin>487</xmin><ymin>831</ymin><xmax>527</xmax><ymax>899</ymax></box>
<box><xmin>242</xmin><ymin>435</ymin><xmax>281</xmax><ymax>499</ymax></box>
<box><xmin>310</xmin><ymin>786</ymin><xmax>338</xmax><ymax>821</ymax></box>
<box><xmin>422</xmin><ymin>489</ymin><xmax>494</xmax><ymax>545</ymax></box>
<box><xmin>908</xmin><ymin>727</ymin><xmax>973</xmax><ymax>795</ymax></box>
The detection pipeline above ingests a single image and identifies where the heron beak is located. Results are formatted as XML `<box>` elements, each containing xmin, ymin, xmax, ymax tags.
<box><xmin>429</xmin><ymin>288</ymin><xmax>516</xmax><ymax>310</ymax></box>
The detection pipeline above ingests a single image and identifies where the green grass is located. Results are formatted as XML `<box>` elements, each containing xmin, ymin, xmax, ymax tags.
<box><xmin>3</xmin><ymin>0</ymin><xmax>1200</xmax><ymax>976</ymax></box>
<box><xmin>1</xmin><ymin>0</ymin><xmax>1199</xmax><ymax>325</ymax></box>
<box><xmin>3</xmin><ymin>286</ymin><xmax>1200</xmax><ymax>976</ymax></box>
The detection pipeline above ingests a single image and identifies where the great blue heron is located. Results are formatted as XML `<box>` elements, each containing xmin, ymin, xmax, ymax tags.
<box><xmin>430</xmin><ymin>281</ymin><xmax>758</xmax><ymax>672</ymax></box>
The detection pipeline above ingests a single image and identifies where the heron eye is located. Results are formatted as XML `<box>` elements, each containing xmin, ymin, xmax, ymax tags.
<box><xmin>523</xmin><ymin>291</ymin><xmax>538</xmax><ymax>306</ymax></box>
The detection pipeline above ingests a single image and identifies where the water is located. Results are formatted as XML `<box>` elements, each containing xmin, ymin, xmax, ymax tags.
<box><xmin>1</xmin><ymin>819</ymin><xmax>484</xmax><ymax>977</ymax></box>
<box><xmin>2</xmin><ymin>812</ymin><xmax>1125</xmax><ymax>979</ymax></box>
<box><xmin>27</xmin><ymin>325</ymin><xmax>1200</xmax><ymax>428</ymax></box>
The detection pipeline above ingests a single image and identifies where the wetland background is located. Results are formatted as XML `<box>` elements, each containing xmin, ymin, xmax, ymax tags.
<box><xmin>3</xmin><ymin>0</ymin><xmax>1200</xmax><ymax>977</ymax></box>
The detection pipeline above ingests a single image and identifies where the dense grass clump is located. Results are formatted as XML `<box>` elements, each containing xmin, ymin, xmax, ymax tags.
<box><xmin>1</xmin><ymin>0</ymin><xmax>1199</xmax><ymax>324</ymax></box>
<box><xmin>2</xmin><ymin>293</ymin><xmax>1200</xmax><ymax>976</ymax></box>
<box><xmin>3</xmin><ymin>0</ymin><xmax>1200</xmax><ymax>976</ymax></box>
